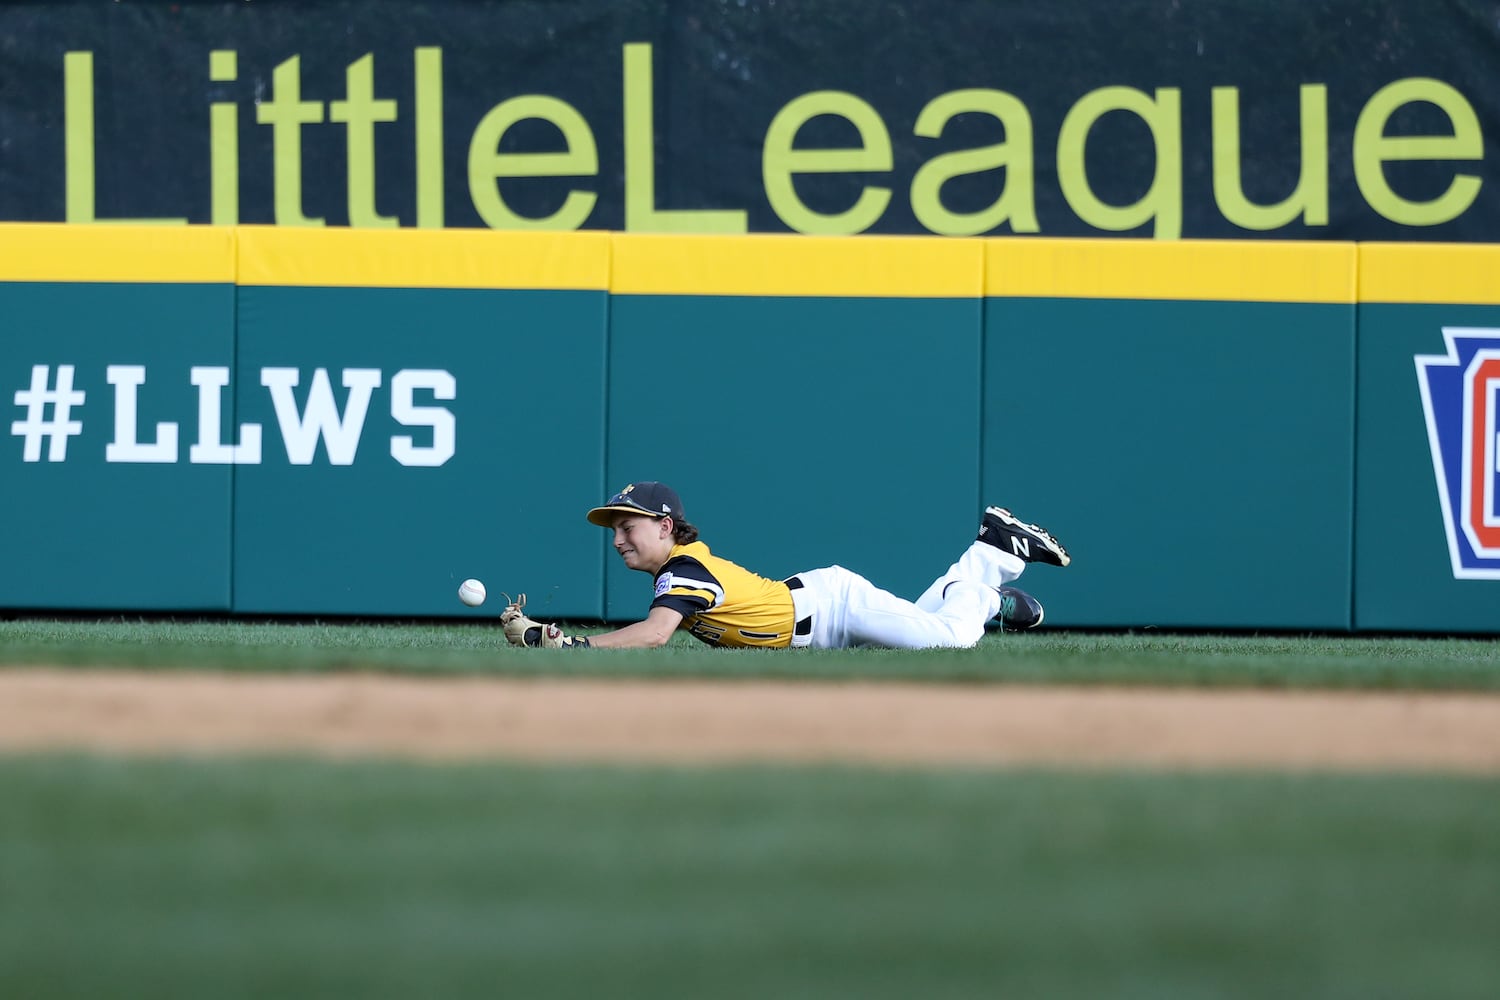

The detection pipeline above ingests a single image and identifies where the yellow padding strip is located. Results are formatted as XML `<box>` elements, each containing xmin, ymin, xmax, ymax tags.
<box><xmin>0</xmin><ymin>224</ymin><xmax>234</xmax><ymax>282</ymax></box>
<box><xmin>985</xmin><ymin>238</ymin><xmax>1356</xmax><ymax>303</ymax></box>
<box><xmin>610</xmin><ymin>233</ymin><xmax>983</xmax><ymax>297</ymax></box>
<box><xmin>237</xmin><ymin>226</ymin><xmax>611</xmax><ymax>290</ymax></box>
<box><xmin>1359</xmin><ymin>243</ymin><xmax>1500</xmax><ymax>304</ymax></box>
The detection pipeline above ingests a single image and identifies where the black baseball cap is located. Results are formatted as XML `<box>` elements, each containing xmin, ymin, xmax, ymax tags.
<box><xmin>586</xmin><ymin>482</ymin><xmax>685</xmax><ymax>526</ymax></box>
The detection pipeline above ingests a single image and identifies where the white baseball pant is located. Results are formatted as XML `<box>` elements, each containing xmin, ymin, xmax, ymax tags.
<box><xmin>785</xmin><ymin>540</ymin><xmax>1026</xmax><ymax>649</ymax></box>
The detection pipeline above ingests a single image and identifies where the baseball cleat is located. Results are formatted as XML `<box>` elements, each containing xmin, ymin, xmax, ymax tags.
<box><xmin>978</xmin><ymin>506</ymin><xmax>1071</xmax><ymax>566</ymax></box>
<box><xmin>996</xmin><ymin>585</ymin><xmax>1045</xmax><ymax>630</ymax></box>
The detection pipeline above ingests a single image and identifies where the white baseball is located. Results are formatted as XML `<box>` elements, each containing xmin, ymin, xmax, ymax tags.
<box><xmin>458</xmin><ymin>578</ymin><xmax>487</xmax><ymax>607</ymax></box>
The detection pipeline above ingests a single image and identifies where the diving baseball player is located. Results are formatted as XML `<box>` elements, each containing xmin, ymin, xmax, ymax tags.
<box><xmin>500</xmin><ymin>482</ymin><xmax>1069</xmax><ymax>650</ymax></box>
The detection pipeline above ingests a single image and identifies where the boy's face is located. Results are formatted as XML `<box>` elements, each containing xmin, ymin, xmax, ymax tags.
<box><xmin>610</xmin><ymin>513</ymin><xmax>675</xmax><ymax>573</ymax></box>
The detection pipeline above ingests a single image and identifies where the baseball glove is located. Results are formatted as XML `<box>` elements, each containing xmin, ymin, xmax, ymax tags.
<box><xmin>499</xmin><ymin>593</ymin><xmax>591</xmax><ymax>649</ymax></box>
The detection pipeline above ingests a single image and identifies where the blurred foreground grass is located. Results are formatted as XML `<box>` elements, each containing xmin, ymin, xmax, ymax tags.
<box><xmin>0</xmin><ymin>757</ymin><xmax>1495</xmax><ymax>1000</ymax></box>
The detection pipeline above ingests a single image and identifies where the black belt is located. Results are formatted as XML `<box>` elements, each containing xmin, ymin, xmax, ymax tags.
<box><xmin>785</xmin><ymin>576</ymin><xmax>812</xmax><ymax>637</ymax></box>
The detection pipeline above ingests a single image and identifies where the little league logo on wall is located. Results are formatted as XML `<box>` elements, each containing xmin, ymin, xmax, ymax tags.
<box><xmin>1416</xmin><ymin>328</ymin><xmax>1500</xmax><ymax>579</ymax></box>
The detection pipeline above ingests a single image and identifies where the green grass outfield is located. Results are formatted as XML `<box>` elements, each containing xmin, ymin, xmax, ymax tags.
<box><xmin>1</xmin><ymin>758</ymin><xmax>1497</xmax><ymax>1000</ymax></box>
<box><xmin>4</xmin><ymin>617</ymin><xmax>1500</xmax><ymax>689</ymax></box>
<box><xmin>2</xmin><ymin>619</ymin><xmax>1498</xmax><ymax>999</ymax></box>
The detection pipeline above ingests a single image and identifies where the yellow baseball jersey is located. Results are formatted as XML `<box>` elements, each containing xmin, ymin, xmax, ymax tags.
<box><xmin>651</xmin><ymin>541</ymin><xmax>797</xmax><ymax>648</ymax></box>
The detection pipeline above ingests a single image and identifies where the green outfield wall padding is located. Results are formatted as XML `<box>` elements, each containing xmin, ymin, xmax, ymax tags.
<box><xmin>0</xmin><ymin>282</ymin><xmax>236</xmax><ymax>610</ymax></box>
<box><xmin>230</xmin><ymin>285</ymin><xmax>609</xmax><ymax>618</ymax></box>
<box><xmin>602</xmin><ymin>293</ymin><xmax>983</xmax><ymax>621</ymax></box>
<box><xmin>225</xmin><ymin>225</ymin><xmax>613</xmax><ymax>618</ymax></box>
<box><xmin>985</xmin><ymin>297</ymin><xmax>1356</xmax><ymax>630</ymax></box>
<box><xmin>4</xmin><ymin>225</ymin><xmax>1500</xmax><ymax>632</ymax></box>
<box><xmin>981</xmin><ymin>237</ymin><xmax>1358</xmax><ymax>630</ymax></box>
<box><xmin>1354</xmin><ymin>244</ymin><xmax>1500</xmax><ymax>633</ymax></box>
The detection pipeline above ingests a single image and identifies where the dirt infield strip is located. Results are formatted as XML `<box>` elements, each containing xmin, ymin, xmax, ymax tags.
<box><xmin>3</xmin><ymin>669</ymin><xmax>1500</xmax><ymax>772</ymax></box>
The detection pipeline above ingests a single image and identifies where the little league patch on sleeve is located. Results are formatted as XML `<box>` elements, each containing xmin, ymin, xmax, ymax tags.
<box><xmin>1416</xmin><ymin>327</ymin><xmax>1500</xmax><ymax>579</ymax></box>
<box><xmin>655</xmin><ymin>574</ymin><xmax>672</xmax><ymax>597</ymax></box>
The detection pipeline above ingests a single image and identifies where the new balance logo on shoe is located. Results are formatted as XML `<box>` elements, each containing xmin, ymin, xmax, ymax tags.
<box><xmin>978</xmin><ymin>506</ymin><xmax>1071</xmax><ymax>567</ymax></box>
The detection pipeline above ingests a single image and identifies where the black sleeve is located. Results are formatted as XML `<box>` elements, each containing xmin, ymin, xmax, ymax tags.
<box><xmin>649</xmin><ymin>554</ymin><xmax>723</xmax><ymax>617</ymax></box>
